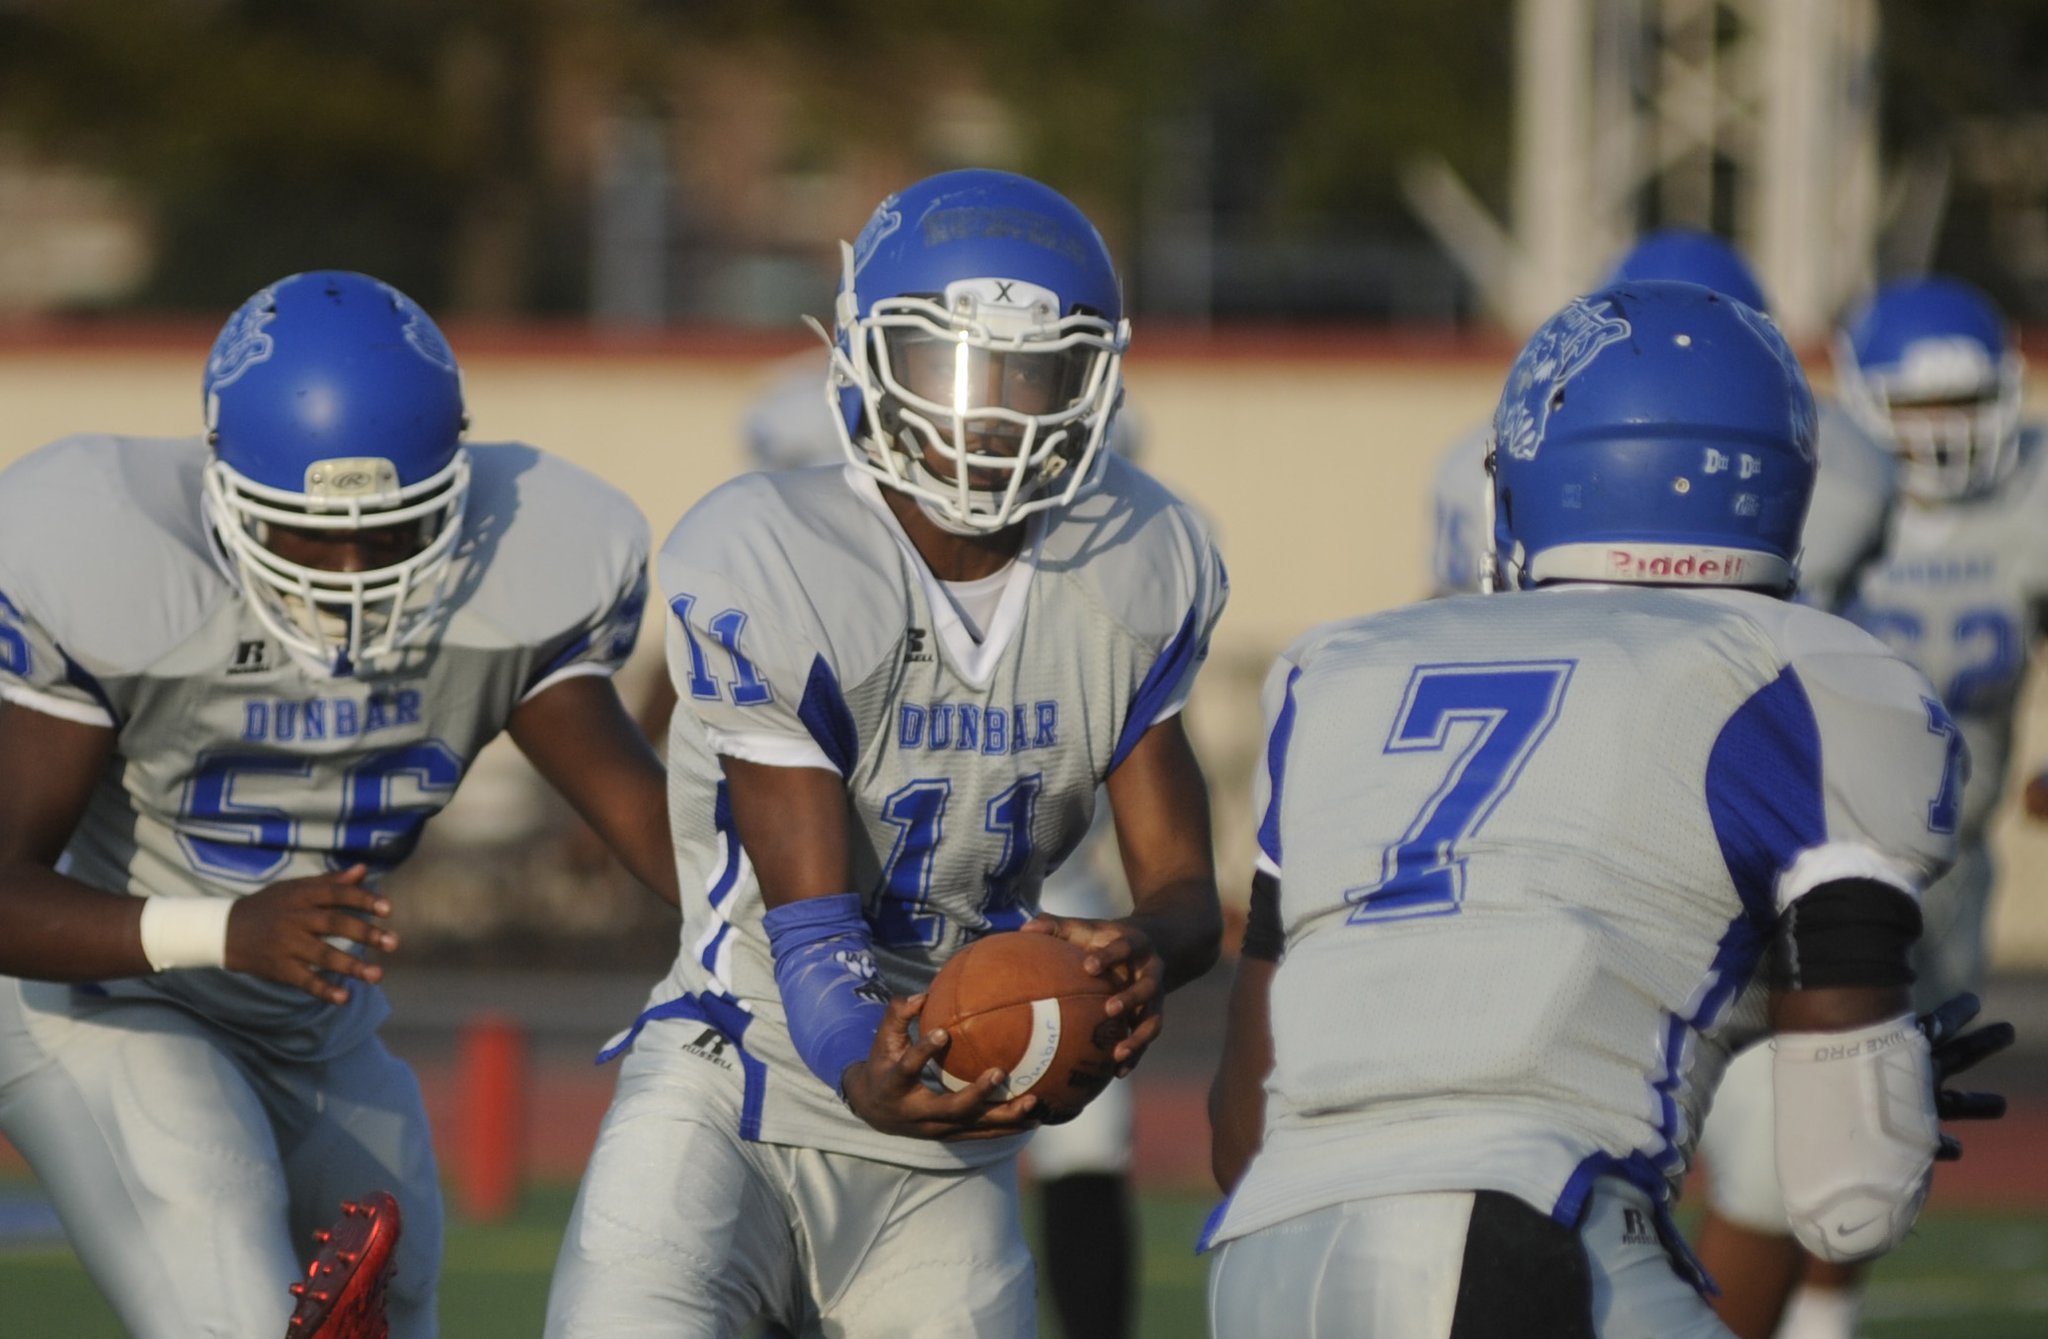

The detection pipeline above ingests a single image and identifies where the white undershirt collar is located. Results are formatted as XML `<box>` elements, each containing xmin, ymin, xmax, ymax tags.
<box><xmin>845</xmin><ymin>467</ymin><xmax>1041</xmax><ymax>687</ymax></box>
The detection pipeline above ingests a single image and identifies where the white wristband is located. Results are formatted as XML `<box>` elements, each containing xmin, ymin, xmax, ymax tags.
<box><xmin>137</xmin><ymin>896</ymin><xmax>235</xmax><ymax>972</ymax></box>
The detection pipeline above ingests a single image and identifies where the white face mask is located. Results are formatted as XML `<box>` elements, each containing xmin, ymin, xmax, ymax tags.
<box><xmin>202</xmin><ymin>451</ymin><xmax>471</xmax><ymax>675</ymax></box>
<box><xmin>824</xmin><ymin>245</ymin><xmax>1130</xmax><ymax>533</ymax></box>
<box><xmin>1837</xmin><ymin>332</ymin><xmax>2026</xmax><ymax>502</ymax></box>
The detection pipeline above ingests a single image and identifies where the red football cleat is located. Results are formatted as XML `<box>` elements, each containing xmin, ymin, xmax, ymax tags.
<box><xmin>286</xmin><ymin>1192</ymin><xmax>403</xmax><ymax>1339</ymax></box>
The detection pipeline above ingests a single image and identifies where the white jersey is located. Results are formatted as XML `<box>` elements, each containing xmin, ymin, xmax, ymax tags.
<box><xmin>1428</xmin><ymin>399</ymin><xmax>1893</xmax><ymax>603</ymax></box>
<box><xmin>1427</xmin><ymin>425</ymin><xmax>1492</xmax><ymax>595</ymax></box>
<box><xmin>1846</xmin><ymin>428</ymin><xmax>2048</xmax><ymax>844</ymax></box>
<box><xmin>633</xmin><ymin>457</ymin><xmax>1227</xmax><ymax>1169</ymax></box>
<box><xmin>1797</xmin><ymin>399</ymin><xmax>1897</xmax><ymax>610</ymax></box>
<box><xmin>1209</xmin><ymin>586</ymin><xmax>1956</xmax><ymax>1247</ymax></box>
<box><xmin>0</xmin><ymin>435</ymin><xmax>649</xmax><ymax>1061</ymax></box>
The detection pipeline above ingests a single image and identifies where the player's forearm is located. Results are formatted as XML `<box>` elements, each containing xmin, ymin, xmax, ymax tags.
<box><xmin>1124</xmin><ymin>876</ymin><xmax>1222</xmax><ymax>990</ymax></box>
<box><xmin>1770</xmin><ymin>984</ymin><xmax>1910</xmax><ymax>1034</ymax></box>
<box><xmin>1209</xmin><ymin>953</ymin><xmax>1277</xmax><ymax>1192</ymax></box>
<box><xmin>0</xmin><ymin>863</ymin><xmax>151</xmax><ymax>980</ymax></box>
<box><xmin>586</xmin><ymin>785</ymin><xmax>680</xmax><ymax>907</ymax></box>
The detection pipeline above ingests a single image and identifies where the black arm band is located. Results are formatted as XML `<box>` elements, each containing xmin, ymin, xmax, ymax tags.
<box><xmin>1772</xmin><ymin>879</ymin><xmax>1923</xmax><ymax>991</ymax></box>
<box><xmin>1241</xmin><ymin>871</ymin><xmax>1284</xmax><ymax>963</ymax></box>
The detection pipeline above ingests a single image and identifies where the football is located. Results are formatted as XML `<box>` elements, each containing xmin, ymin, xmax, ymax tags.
<box><xmin>920</xmin><ymin>931</ymin><xmax>1130</xmax><ymax>1124</ymax></box>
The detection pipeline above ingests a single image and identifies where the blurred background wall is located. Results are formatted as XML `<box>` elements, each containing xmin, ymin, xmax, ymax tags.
<box><xmin>4</xmin><ymin>336</ymin><xmax>2048</xmax><ymax>969</ymax></box>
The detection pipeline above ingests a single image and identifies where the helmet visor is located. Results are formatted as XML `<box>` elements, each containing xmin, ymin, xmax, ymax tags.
<box><xmin>880</xmin><ymin>329</ymin><xmax>1098</xmax><ymax>434</ymax></box>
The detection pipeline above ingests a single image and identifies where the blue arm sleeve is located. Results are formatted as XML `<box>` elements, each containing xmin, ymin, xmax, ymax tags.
<box><xmin>762</xmin><ymin>893</ymin><xmax>891</xmax><ymax>1096</ymax></box>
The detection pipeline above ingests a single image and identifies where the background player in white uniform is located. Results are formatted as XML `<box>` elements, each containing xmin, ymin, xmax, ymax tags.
<box><xmin>0</xmin><ymin>271</ymin><xmax>676</xmax><ymax>1339</ymax></box>
<box><xmin>546</xmin><ymin>170</ymin><xmax>1227</xmax><ymax>1338</ymax></box>
<box><xmin>628</xmin><ymin>347</ymin><xmax>1149</xmax><ymax>1339</ymax></box>
<box><xmin>1427</xmin><ymin>229</ymin><xmax>1894</xmax><ymax>608</ymax></box>
<box><xmin>1693</xmin><ymin>275</ymin><xmax>2048</xmax><ymax>1339</ymax></box>
<box><xmin>1207</xmin><ymin>280</ymin><xmax>2009</xmax><ymax>1338</ymax></box>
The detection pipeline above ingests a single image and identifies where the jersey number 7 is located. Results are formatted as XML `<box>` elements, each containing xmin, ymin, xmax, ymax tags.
<box><xmin>1346</xmin><ymin>660</ymin><xmax>1575</xmax><ymax>924</ymax></box>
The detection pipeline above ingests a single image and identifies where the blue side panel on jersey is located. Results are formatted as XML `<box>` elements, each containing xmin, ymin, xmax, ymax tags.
<box><xmin>1195</xmin><ymin>1197</ymin><xmax>1232</xmax><ymax>1254</ymax></box>
<box><xmin>1704</xmin><ymin>667</ymin><xmax>1824</xmax><ymax>925</ymax></box>
<box><xmin>1110</xmin><ymin>600</ymin><xmax>1205</xmax><ymax>771</ymax></box>
<box><xmin>58</xmin><ymin>646</ymin><xmax>119</xmax><ymax>725</ymax></box>
<box><xmin>705</xmin><ymin>780</ymin><xmax>741</xmax><ymax>912</ymax></box>
<box><xmin>0</xmin><ymin>589</ymin><xmax>33</xmax><ymax>676</ymax></box>
<box><xmin>798</xmin><ymin>654</ymin><xmax>858</xmax><ymax>774</ymax></box>
<box><xmin>1649</xmin><ymin>1013</ymin><xmax>1690</xmax><ymax>1173</ymax></box>
<box><xmin>1256</xmin><ymin>667</ymin><xmax>1303</xmax><ymax>868</ymax></box>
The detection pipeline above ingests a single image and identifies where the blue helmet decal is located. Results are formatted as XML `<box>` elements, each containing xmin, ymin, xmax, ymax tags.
<box><xmin>850</xmin><ymin>194</ymin><xmax>905</xmax><ymax>278</ymax></box>
<box><xmin>1491</xmin><ymin>280</ymin><xmax>1817</xmax><ymax>592</ymax></box>
<box><xmin>206</xmin><ymin>282</ymin><xmax>283</xmax><ymax>392</ymax></box>
<box><xmin>1495</xmin><ymin>295</ymin><xmax>1634</xmax><ymax>463</ymax></box>
<box><xmin>1603</xmin><ymin>228</ymin><xmax>1771</xmax><ymax>314</ymax></box>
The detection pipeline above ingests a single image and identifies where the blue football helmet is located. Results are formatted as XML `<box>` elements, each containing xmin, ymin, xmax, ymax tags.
<box><xmin>201</xmin><ymin>271</ymin><xmax>470</xmax><ymax>674</ymax></box>
<box><xmin>822</xmin><ymin>169</ymin><xmax>1129</xmax><ymax>533</ymax></box>
<box><xmin>1603</xmin><ymin>228</ymin><xmax>1771</xmax><ymax>314</ymax></box>
<box><xmin>1489</xmin><ymin>280</ymin><xmax>1817</xmax><ymax>593</ymax></box>
<box><xmin>1834</xmin><ymin>275</ymin><xmax>2023</xmax><ymax>501</ymax></box>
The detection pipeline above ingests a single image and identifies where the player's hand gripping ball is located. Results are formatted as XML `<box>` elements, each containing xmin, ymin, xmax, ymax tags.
<box><xmin>920</xmin><ymin>932</ymin><xmax>1130</xmax><ymax>1124</ymax></box>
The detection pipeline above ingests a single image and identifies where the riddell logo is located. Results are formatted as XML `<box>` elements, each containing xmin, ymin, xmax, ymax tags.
<box><xmin>1606</xmin><ymin>549</ymin><xmax>1747</xmax><ymax>582</ymax></box>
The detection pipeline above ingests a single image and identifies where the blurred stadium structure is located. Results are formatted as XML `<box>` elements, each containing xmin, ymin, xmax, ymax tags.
<box><xmin>2</xmin><ymin>3</ymin><xmax>2048</xmax><ymax>328</ymax></box>
<box><xmin>1407</xmin><ymin>0</ymin><xmax>1882</xmax><ymax>340</ymax></box>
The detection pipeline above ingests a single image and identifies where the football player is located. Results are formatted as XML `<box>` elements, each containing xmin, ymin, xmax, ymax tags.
<box><xmin>1427</xmin><ymin>229</ymin><xmax>1894</xmax><ymax>608</ymax></box>
<box><xmin>1693</xmin><ymin>274</ymin><xmax>2048</xmax><ymax>1339</ymax></box>
<box><xmin>0</xmin><ymin>271</ymin><xmax>675</xmax><ymax>1338</ymax></box>
<box><xmin>544</xmin><ymin>170</ymin><xmax>1227</xmax><ymax>1338</ymax></box>
<box><xmin>1208</xmin><ymin>281</ymin><xmax>2009</xmax><ymax>1337</ymax></box>
<box><xmin>623</xmin><ymin>346</ymin><xmax>1150</xmax><ymax>1339</ymax></box>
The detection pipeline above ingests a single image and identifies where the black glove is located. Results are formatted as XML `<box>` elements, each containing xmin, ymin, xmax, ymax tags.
<box><xmin>1919</xmin><ymin>992</ymin><xmax>2015</xmax><ymax>1161</ymax></box>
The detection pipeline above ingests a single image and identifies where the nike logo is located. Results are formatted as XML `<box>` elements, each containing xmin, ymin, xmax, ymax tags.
<box><xmin>1835</xmin><ymin>1216</ymin><xmax>1880</xmax><ymax>1238</ymax></box>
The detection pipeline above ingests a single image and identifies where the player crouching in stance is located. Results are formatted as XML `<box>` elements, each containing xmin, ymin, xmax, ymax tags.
<box><xmin>0</xmin><ymin>271</ymin><xmax>677</xmax><ymax>1338</ymax></box>
<box><xmin>545</xmin><ymin>169</ymin><xmax>1227</xmax><ymax>1338</ymax></box>
<box><xmin>1205</xmin><ymin>280</ymin><xmax>2011</xmax><ymax>1338</ymax></box>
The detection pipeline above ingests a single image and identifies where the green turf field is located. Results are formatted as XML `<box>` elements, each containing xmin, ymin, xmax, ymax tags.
<box><xmin>2</xmin><ymin>1183</ymin><xmax>2044</xmax><ymax>1337</ymax></box>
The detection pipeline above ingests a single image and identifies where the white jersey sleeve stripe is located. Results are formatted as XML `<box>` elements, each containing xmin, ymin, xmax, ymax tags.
<box><xmin>1775</xmin><ymin>842</ymin><xmax>1922</xmax><ymax>911</ymax></box>
<box><xmin>0</xmin><ymin>681</ymin><xmax>115</xmax><ymax>728</ymax></box>
<box><xmin>516</xmin><ymin>659</ymin><xmax>617</xmax><ymax>705</ymax></box>
<box><xmin>705</xmin><ymin>726</ymin><xmax>840</xmax><ymax>774</ymax></box>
